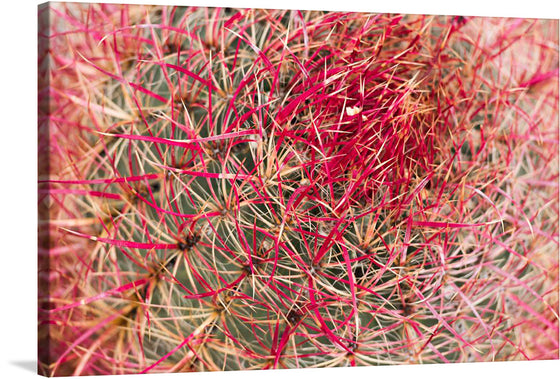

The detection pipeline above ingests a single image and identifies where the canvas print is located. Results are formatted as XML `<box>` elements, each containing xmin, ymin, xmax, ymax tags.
<box><xmin>38</xmin><ymin>2</ymin><xmax>559</xmax><ymax>376</ymax></box>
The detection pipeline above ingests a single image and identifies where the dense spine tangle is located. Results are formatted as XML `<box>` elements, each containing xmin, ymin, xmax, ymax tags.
<box><xmin>38</xmin><ymin>3</ymin><xmax>559</xmax><ymax>376</ymax></box>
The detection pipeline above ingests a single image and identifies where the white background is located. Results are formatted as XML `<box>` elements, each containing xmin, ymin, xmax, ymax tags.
<box><xmin>0</xmin><ymin>0</ymin><xmax>558</xmax><ymax>378</ymax></box>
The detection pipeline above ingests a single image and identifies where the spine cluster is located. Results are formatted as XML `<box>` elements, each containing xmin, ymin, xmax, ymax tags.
<box><xmin>38</xmin><ymin>4</ymin><xmax>559</xmax><ymax>376</ymax></box>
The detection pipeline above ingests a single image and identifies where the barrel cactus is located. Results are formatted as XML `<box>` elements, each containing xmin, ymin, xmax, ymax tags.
<box><xmin>38</xmin><ymin>2</ymin><xmax>559</xmax><ymax>376</ymax></box>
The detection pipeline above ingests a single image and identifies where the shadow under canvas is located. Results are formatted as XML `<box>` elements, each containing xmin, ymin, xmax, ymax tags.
<box><xmin>10</xmin><ymin>361</ymin><xmax>37</xmax><ymax>374</ymax></box>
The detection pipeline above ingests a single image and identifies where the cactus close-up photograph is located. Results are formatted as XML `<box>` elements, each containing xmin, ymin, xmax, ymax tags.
<box><xmin>1</xmin><ymin>0</ymin><xmax>557</xmax><ymax>378</ymax></box>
